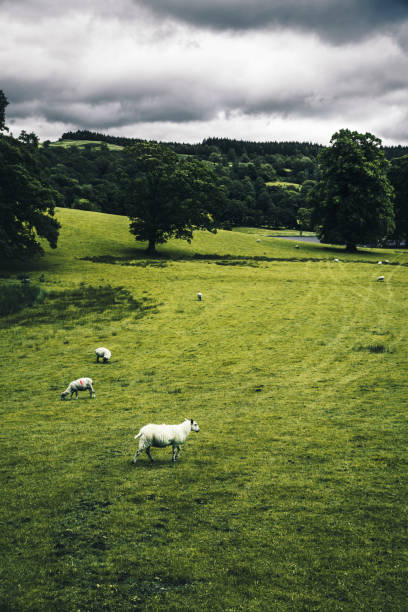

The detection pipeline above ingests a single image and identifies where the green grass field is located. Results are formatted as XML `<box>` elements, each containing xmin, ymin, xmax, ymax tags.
<box><xmin>1</xmin><ymin>208</ymin><xmax>407</xmax><ymax>611</ymax></box>
<box><xmin>265</xmin><ymin>181</ymin><xmax>301</xmax><ymax>190</ymax></box>
<box><xmin>46</xmin><ymin>140</ymin><xmax>124</xmax><ymax>151</ymax></box>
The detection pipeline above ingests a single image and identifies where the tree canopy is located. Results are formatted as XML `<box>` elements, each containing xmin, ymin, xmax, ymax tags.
<box><xmin>388</xmin><ymin>155</ymin><xmax>408</xmax><ymax>246</ymax></box>
<box><xmin>0</xmin><ymin>90</ymin><xmax>61</xmax><ymax>260</ymax></box>
<box><xmin>0</xmin><ymin>90</ymin><xmax>8</xmax><ymax>133</ymax></box>
<box><xmin>309</xmin><ymin>129</ymin><xmax>395</xmax><ymax>251</ymax></box>
<box><xmin>123</xmin><ymin>142</ymin><xmax>226</xmax><ymax>253</ymax></box>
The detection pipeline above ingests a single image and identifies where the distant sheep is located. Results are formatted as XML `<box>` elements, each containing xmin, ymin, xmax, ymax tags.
<box><xmin>132</xmin><ymin>418</ymin><xmax>200</xmax><ymax>463</ymax></box>
<box><xmin>95</xmin><ymin>347</ymin><xmax>111</xmax><ymax>363</ymax></box>
<box><xmin>61</xmin><ymin>377</ymin><xmax>95</xmax><ymax>400</ymax></box>
<box><xmin>377</xmin><ymin>276</ymin><xmax>385</xmax><ymax>282</ymax></box>
<box><xmin>197</xmin><ymin>292</ymin><xmax>203</xmax><ymax>301</ymax></box>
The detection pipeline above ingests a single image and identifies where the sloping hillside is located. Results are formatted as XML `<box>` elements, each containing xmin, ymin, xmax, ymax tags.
<box><xmin>1</xmin><ymin>208</ymin><xmax>408</xmax><ymax>610</ymax></box>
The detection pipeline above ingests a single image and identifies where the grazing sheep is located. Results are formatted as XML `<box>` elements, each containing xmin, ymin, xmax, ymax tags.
<box><xmin>377</xmin><ymin>275</ymin><xmax>385</xmax><ymax>282</ymax></box>
<box><xmin>256</xmin><ymin>239</ymin><xmax>261</xmax><ymax>243</ymax></box>
<box><xmin>61</xmin><ymin>377</ymin><xmax>95</xmax><ymax>400</ymax></box>
<box><xmin>197</xmin><ymin>292</ymin><xmax>203</xmax><ymax>301</ymax></box>
<box><xmin>334</xmin><ymin>258</ymin><xmax>340</xmax><ymax>262</ymax></box>
<box><xmin>132</xmin><ymin>418</ymin><xmax>200</xmax><ymax>463</ymax></box>
<box><xmin>95</xmin><ymin>347</ymin><xmax>111</xmax><ymax>363</ymax></box>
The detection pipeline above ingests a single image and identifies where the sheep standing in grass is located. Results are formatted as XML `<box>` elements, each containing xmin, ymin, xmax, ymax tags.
<box><xmin>95</xmin><ymin>347</ymin><xmax>111</xmax><ymax>363</ymax></box>
<box><xmin>132</xmin><ymin>418</ymin><xmax>200</xmax><ymax>463</ymax></box>
<box><xmin>61</xmin><ymin>378</ymin><xmax>95</xmax><ymax>400</ymax></box>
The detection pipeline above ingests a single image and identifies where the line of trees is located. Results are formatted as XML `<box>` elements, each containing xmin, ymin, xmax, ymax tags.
<box><xmin>1</xmin><ymin>88</ymin><xmax>408</xmax><ymax>259</ymax></box>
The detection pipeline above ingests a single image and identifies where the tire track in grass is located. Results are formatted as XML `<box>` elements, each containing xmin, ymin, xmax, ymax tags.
<box><xmin>270</xmin><ymin>257</ymin><xmax>406</xmax><ymax>405</ymax></box>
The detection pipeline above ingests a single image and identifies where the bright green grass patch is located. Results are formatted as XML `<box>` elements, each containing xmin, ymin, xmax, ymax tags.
<box><xmin>47</xmin><ymin>139</ymin><xmax>124</xmax><ymax>151</ymax></box>
<box><xmin>234</xmin><ymin>227</ymin><xmax>316</xmax><ymax>238</ymax></box>
<box><xmin>1</xmin><ymin>208</ymin><xmax>408</xmax><ymax>610</ymax></box>
<box><xmin>266</xmin><ymin>180</ymin><xmax>301</xmax><ymax>189</ymax></box>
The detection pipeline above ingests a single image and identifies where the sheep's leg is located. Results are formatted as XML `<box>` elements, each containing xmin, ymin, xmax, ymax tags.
<box><xmin>172</xmin><ymin>445</ymin><xmax>181</xmax><ymax>462</ymax></box>
<box><xmin>132</xmin><ymin>449</ymin><xmax>142</xmax><ymax>464</ymax></box>
<box><xmin>132</xmin><ymin>439</ymin><xmax>152</xmax><ymax>464</ymax></box>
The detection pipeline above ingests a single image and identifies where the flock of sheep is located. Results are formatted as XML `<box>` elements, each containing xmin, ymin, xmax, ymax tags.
<box><xmin>60</xmin><ymin>347</ymin><xmax>200</xmax><ymax>464</ymax></box>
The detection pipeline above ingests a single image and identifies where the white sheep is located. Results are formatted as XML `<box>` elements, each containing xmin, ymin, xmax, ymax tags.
<box><xmin>377</xmin><ymin>275</ymin><xmax>385</xmax><ymax>282</ymax></box>
<box><xmin>197</xmin><ymin>292</ymin><xmax>203</xmax><ymax>301</ymax></box>
<box><xmin>95</xmin><ymin>347</ymin><xmax>111</xmax><ymax>363</ymax></box>
<box><xmin>61</xmin><ymin>377</ymin><xmax>95</xmax><ymax>400</ymax></box>
<box><xmin>132</xmin><ymin>418</ymin><xmax>200</xmax><ymax>463</ymax></box>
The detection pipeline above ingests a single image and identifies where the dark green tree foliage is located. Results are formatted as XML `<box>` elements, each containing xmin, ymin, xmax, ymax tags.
<box><xmin>0</xmin><ymin>134</ymin><xmax>61</xmax><ymax>259</ymax></box>
<box><xmin>309</xmin><ymin>129</ymin><xmax>394</xmax><ymax>251</ymax></box>
<box><xmin>388</xmin><ymin>155</ymin><xmax>408</xmax><ymax>246</ymax></box>
<box><xmin>124</xmin><ymin>142</ymin><xmax>225</xmax><ymax>253</ymax></box>
<box><xmin>0</xmin><ymin>90</ymin><xmax>8</xmax><ymax>133</ymax></box>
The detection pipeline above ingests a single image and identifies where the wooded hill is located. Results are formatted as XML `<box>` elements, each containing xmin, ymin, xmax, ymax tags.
<box><xmin>36</xmin><ymin>129</ymin><xmax>408</xmax><ymax>241</ymax></box>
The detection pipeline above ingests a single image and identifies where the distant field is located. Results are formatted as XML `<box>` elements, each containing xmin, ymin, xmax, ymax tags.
<box><xmin>265</xmin><ymin>180</ymin><xmax>301</xmax><ymax>190</ymax></box>
<box><xmin>47</xmin><ymin>139</ymin><xmax>124</xmax><ymax>151</ymax></box>
<box><xmin>1</xmin><ymin>209</ymin><xmax>407</xmax><ymax>611</ymax></box>
<box><xmin>234</xmin><ymin>227</ymin><xmax>316</xmax><ymax>237</ymax></box>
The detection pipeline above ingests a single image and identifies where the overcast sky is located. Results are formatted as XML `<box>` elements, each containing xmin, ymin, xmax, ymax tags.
<box><xmin>1</xmin><ymin>0</ymin><xmax>408</xmax><ymax>144</ymax></box>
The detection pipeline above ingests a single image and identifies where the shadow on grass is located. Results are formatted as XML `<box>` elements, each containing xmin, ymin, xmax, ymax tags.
<box><xmin>81</xmin><ymin>251</ymin><xmax>407</xmax><ymax>267</ymax></box>
<box><xmin>0</xmin><ymin>284</ymin><xmax>159</xmax><ymax>327</ymax></box>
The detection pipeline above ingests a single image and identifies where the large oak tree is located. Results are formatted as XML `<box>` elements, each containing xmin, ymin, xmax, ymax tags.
<box><xmin>0</xmin><ymin>90</ymin><xmax>61</xmax><ymax>260</ymax></box>
<box><xmin>124</xmin><ymin>142</ymin><xmax>226</xmax><ymax>253</ymax></box>
<box><xmin>309</xmin><ymin>129</ymin><xmax>394</xmax><ymax>251</ymax></box>
<box><xmin>388</xmin><ymin>155</ymin><xmax>408</xmax><ymax>247</ymax></box>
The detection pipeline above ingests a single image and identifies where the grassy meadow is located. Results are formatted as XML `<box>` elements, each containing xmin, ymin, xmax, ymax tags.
<box><xmin>1</xmin><ymin>208</ymin><xmax>408</xmax><ymax>611</ymax></box>
<box><xmin>46</xmin><ymin>140</ymin><xmax>124</xmax><ymax>151</ymax></box>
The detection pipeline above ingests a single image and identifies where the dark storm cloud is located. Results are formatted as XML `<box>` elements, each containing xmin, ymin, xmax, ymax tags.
<box><xmin>2</xmin><ymin>0</ymin><xmax>408</xmax><ymax>143</ymax></box>
<box><xmin>134</xmin><ymin>0</ymin><xmax>408</xmax><ymax>42</ymax></box>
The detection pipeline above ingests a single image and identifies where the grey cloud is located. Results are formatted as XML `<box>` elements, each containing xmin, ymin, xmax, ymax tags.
<box><xmin>2</xmin><ymin>0</ymin><xmax>408</xmax><ymax>143</ymax></box>
<box><xmin>3</xmin><ymin>0</ymin><xmax>408</xmax><ymax>42</ymax></box>
<box><xmin>134</xmin><ymin>0</ymin><xmax>408</xmax><ymax>42</ymax></box>
<box><xmin>3</xmin><ymin>77</ymin><xmax>214</xmax><ymax>129</ymax></box>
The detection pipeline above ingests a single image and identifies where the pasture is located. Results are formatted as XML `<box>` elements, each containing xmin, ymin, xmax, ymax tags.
<box><xmin>46</xmin><ymin>140</ymin><xmax>124</xmax><ymax>151</ymax></box>
<box><xmin>1</xmin><ymin>208</ymin><xmax>407</xmax><ymax>611</ymax></box>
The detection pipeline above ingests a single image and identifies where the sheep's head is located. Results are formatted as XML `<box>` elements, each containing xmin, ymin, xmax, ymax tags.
<box><xmin>61</xmin><ymin>391</ymin><xmax>68</xmax><ymax>400</ymax></box>
<box><xmin>190</xmin><ymin>419</ymin><xmax>200</xmax><ymax>433</ymax></box>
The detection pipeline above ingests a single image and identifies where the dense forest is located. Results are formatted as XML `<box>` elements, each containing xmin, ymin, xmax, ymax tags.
<box><xmin>39</xmin><ymin>130</ymin><xmax>406</xmax><ymax>241</ymax></box>
<box><xmin>40</xmin><ymin>131</ymin><xmax>325</xmax><ymax>230</ymax></box>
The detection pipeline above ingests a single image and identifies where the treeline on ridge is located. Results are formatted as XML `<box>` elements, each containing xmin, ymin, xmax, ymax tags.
<box><xmin>61</xmin><ymin>129</ymin><xmax>408</xmax><ymax>160</ymax></box>
<box><xmin>46</xmin><ymin>130</ymin><xmax>324</xmax><ymax>230</ymax></box>
<box><xmin>38</xmin><ymin>129</ymin><xmax>408</xmax><ymax>241</ymax></box>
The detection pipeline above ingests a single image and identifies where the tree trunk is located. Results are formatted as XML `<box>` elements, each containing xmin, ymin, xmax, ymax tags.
<box><xmin>146</xmin><ymin>238</ymin><xmax>156</xmax><ymax>254</ymax></box>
